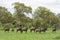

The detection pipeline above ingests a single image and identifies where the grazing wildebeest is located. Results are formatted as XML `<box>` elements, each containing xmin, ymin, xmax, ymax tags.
<box><xmin>22</xmin><ymin>27</ymin><xmax>28</xmax><ymax>32</ymax></box>
<box><xmin>35</xmin><ymin>27</ymin><xmax>47</xmax><ymax>33</ymax></box>
<box><xmin>16</xmin><ymin>27</ymin><xmax>22</xmax><ymax>32</ymax></box>
<box><xmin>40</xmin><ymin>27</ymin><xmax>47</xmax><ymax>32</ymax></box>
<box><xmin>4</xmin><ymin>26</ymin><xmax>10</xmax><ymax>32</ymax></box>
<box><xmin>35</xmin><ymin>28</ymin><xmax>41</xmax><ymax>33</ymax></box>
<box><xmin>16</xmin><ymin>26</ymin><xmax>28</xmax><ymax>33</ymax></box>
<box><xmin>30</xmin><ymin>26</ymin><xmax>37</xmax><ymax>32</ymax></box>
<box><xmin>16</xmin><ymin>24</ymin><xmax>22</xmax><ymax>32</ymax></box>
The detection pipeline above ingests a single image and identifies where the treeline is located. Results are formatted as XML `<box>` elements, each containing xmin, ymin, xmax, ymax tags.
<box><xmin>0</xmin><ymin>2</ymin><xmax>60</xmax><ymax>28</ymax></box>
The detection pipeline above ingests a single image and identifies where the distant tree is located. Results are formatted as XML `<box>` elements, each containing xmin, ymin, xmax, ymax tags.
<box><xmin>0</xmin><ymin>6</ymin><xmax>13</xmax><ymax>24</ymax></box>
<box><xmin>33</xmin><ymin>6</ymin><xmax>59</xmax><ymax>27</ymax></box>
<box><xmin>12</xmin><ymin>2</ymin><xmax>32</xmax><ymax>27</ymax></box>
<box><xmin>56</xmin><ymin>13</ymin><xmax>60</xmax><ymax>28</ymax></box>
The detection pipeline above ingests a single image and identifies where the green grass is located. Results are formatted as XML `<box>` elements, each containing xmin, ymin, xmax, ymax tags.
<box><xmin>0</xmin><ymin>29</ymin><xmax>60</xmax><ymax>40</ymax></box>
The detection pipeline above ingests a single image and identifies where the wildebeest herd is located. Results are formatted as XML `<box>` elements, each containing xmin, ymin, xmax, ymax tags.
<box><xmin>3</xmin><ymin>25</ymin><xmax>57</xmax><ymax>33</ymax></box>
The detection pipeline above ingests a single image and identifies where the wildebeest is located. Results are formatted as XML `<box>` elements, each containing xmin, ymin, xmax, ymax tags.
<box><xmin>4</xmin><ymin>26</ymin><xmax>10</xmax><ymax>32</ymax></box>
<box><xmin>35</xmin><ymin>27</ymin><xmax>47</xmax><ymax>33</ymax></box>
<box><xmin>30</xmin><ymin>26</ymin><xmax>38</xmax><ymax>32</ymax></box>
<box><xmin>35</xmin><ymin>28</ymin><xmax>41</xmax><ymax>33</ymax></box>
<box><xmin>21</xmin><ymin>27</ymin><xmax>28</xmax><ymax>32</ymax></box>
<box><xmin>40</xmin><ymin>27</ymin><xmax>47</xmax><ymax>32</ymax></box>
<box><xmin>16</xmin><ymin>27</ymin><xmax>28</xmax><ymax>33</ymax></box>
<box><xmin>16</xmin><ymin>27</ymin><xmax>22</xmax><ymax>32</ymax></box>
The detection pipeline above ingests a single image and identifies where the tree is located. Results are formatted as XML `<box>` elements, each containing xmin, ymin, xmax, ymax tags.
<box><xmin>0</xmin><ymin>6</ymin><xmax>13</xmax><ymax>24</ymax></box>
<box><xmin>33</xmin><ymin>6</ymin><xmax>59</xmax><ymax>27</ymax></box>
<box><xmin>12</xmin><ymin>2</ymin><xmax>32</xmax><ymax>27</ymax></box>
<box><xmin>56</xmin><ymin>13</ymin><xmax>60</xmax><ymax>28</ymax></box>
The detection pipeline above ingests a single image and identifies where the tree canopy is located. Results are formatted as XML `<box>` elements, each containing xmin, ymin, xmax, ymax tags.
<box><xmin>0</xmin><ymin>6</ymin><xmax>13</xmax><ymax>24</ymax></box>
<box><xmin>33</xmin><ymin>7</ymin><xmax>59</xmax><ymax>27</ymax></box>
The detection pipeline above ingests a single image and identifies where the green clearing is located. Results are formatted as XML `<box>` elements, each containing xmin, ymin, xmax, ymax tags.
<box><xmin>0</xmin><ymin>29</ymin><xmax>60</xmax><ymax>40</ymax></box>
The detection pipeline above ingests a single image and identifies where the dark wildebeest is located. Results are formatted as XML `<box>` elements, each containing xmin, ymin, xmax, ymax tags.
<box><xmin>35</xmin><ymin>28</ymin><xmax>41</xmax><ymax>33</ymax></box>
<box><xmin>4</xmin><ymin>26</ymin><xmax>10</xmax><ymax>32</ymax></box>
<box><xmin>16</xmin><ymin>24</ymin><xmax>22</xmax><ymax>32</ymax></box>
<box><xmin>21</xmin><ymin>27</ymin><xmax>28</xmax><ymax>33</ymax></box>
<box><xmin>30</xmin><ymin>26</ymin><xmax>37</xmax><ymax>32</ymax></box>
<box><xmin>16</xmin><ymin>27</ymin><xmax>28</xmax><ymax>33</ymax></box>
<box><xmin>16</xmin><ymin>27</ymin><xmax>22</xmax><ymax>32</ymax></box>
<box><xmin>35</xmin><ymin>27</ymin><xmax>47</xmax><ymax>33</ymax></box>
<box><xmin>40</xmin><ymin>27</ymin><xmax>47</xmax><ymax>32</ymax></box>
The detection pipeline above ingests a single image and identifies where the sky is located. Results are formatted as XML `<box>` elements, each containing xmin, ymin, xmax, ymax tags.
<box><xmin>0</xmin><ymin>0</ymin><xmax>60</xmax><ymax>15</ymax></box>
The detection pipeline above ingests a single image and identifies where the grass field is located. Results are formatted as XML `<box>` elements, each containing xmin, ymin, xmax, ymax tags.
<box><xmin>0</xmin><ymin>29</ymin><xmax>60</xmax><ymax>40</ymax></box>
